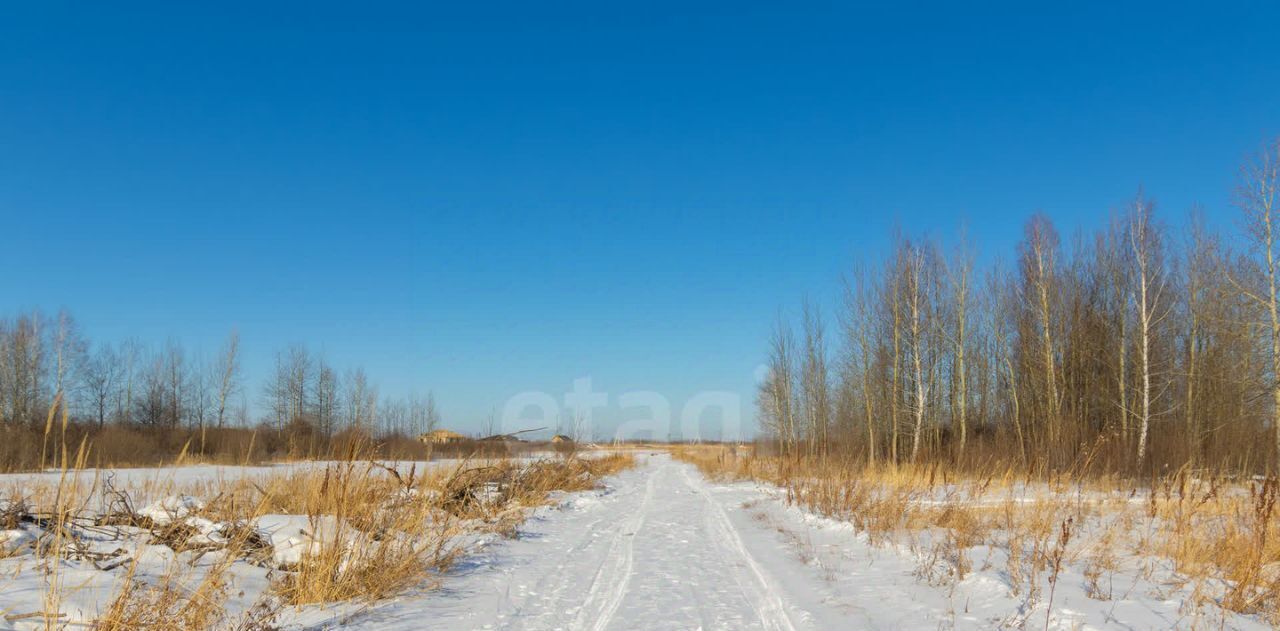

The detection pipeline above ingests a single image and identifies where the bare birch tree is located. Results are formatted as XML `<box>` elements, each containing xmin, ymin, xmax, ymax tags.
<box><xmin>343</xmin><ymin>367</ymin><xmax>377</xmax><ymax>433</ymax></box>
<box><xmin>1183</xmin><ymin>211</ymin><xmax>1216</xmax><ymax>462</ymax></box>
<box><xmin>214</xmin><ymin>331</ymin><xmax>241</xmax><ymax>430</ymax></box>
<box><xmin>903</xmin><ymin>243</ymin><xmax>931</xmax><ymax>462</ymax></box>
<box><xmin>1020</xmin><ymin>215</ymin><xmax>1063</xmax><ymax>453</ymax></box>
<box><xmin>315</xmin><ymin>359</ymin><xmax>338</xmax><ymax>436</ymax></box>
<box><xmin>800</xmin><ymin>301</ymin><xmax>831</xmax><ymax>455</ymax></box>
<box><xmin>1127</xmin><ymin>194</ymin><xmax>1167</xmax><ymax>462</ymax></box>
<box><xmin>1235</xmin><ymin>138</ymin><xmax>1280</xmax><ymax>463</ymax></box>
<box><xmin>759</xmin><ymin>316</ymin><xmax>798</xmax><ymax>455</ymax></box>
<box><xmin>845</xmin><ymin>264</ymin><xmax>879</xmax><ymax>464</ymax></box>
<box><xmin>946</xmin><ymin>231</ymin><xmax>974</xmax><ymax>453</ymax></box>
<box><xmin>81</xmin><ymin>343</ymin><xmax>120</xmax><ymax>429</ymax></box>
<box><xmin>52</xmin><ymin>309</ymin><xmax>86</xmax><ymax>403</ymax></box>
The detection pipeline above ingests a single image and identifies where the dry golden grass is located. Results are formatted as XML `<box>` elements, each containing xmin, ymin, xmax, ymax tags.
<box><xmin>672</xmin><ymin>445</ymin><xmax>1280</xmax><ymax>624</ymax></box>
<box><xmin>2</xmin><ymin>419</ymin><xmax>636</xmax><ymax>629</ymax></box>
<box><xmin>96</xmin><ymin>558</ymin><xmax>241</xmax><ymax>631</ymax></box>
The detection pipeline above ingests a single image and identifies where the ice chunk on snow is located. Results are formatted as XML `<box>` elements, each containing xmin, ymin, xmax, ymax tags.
<box><xmin>0</xmin><ymin>528</ymin><xmax>37</xmax><ymax>554</ymax></box>
<box><xmin>184</xmin><ymin>515</ymin><xmax>229</xmax><ymax>545</ymax></box>
<box><xmin>257</xmin><ymin>514</ymin><xmax>344</xmax><ymax>569</ymax></box>
<box><xmin>135</xmin><ymin>495</ymin><xmax>237</xmax><ymax>546</ymax></box>
<box><xmin>139</xmin><ymin>495</ymin><xmax>205</xmax><ymax>525</ymax></box>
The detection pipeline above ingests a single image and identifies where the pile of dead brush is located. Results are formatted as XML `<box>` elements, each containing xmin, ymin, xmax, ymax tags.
<box><xmin>439</xmin><ymin>454</ymin><xmax>634</xmax><ymax>519</ymax></box>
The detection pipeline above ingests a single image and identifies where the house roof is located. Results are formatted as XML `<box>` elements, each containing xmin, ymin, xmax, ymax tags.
<box><xmin>421</xmin><ymin>429</ymin><xmax>465</xmax><ymax>438</ymax></box>
<box><xmin>479</xmin><ymin>434</ymin><xmax>522</xmax><ymax>442</ymax></box>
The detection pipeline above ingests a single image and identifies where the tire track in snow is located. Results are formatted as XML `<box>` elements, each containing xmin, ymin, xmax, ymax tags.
<box><xmin>571</xmin><ymin>458</ymin><xmax>658</xmax><ymax>631</ymax></box>
<box><xmin>502</xmin><ymin>515</ymin><xmax>605</xmax><ymax>629</ymax></box>
<box><xmin>681</xmin><ymin>465</ymin><xmax>798</xmax><ymax>631</ymax></box>
<box><xmin>536</xmin><ymin>515</ymin><xmax>604</xmax><ymax>600</ymax></box>
<box><xmin>696</xmin><ymin>486</ymin><xmax>775</xmax><ymax>623</ymax></box>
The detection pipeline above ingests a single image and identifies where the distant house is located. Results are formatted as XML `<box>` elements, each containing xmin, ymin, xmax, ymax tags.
<box><xmin>419</xmin><ymin>429</ymin><xmax>466</xmax><ymax>445</ymax></box>
<box><xmin>475</xmin><ymin>428</ymin><xmax>544</xmax><ymax>444</ymax></box>
<box><xmin>550</xmin><ymin>434</ymin><xmax>574</xmax><ymax>444</ymax></box>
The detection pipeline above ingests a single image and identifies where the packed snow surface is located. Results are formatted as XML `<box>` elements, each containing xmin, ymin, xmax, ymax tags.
<box><xmin>0</xmin><ymin>453</ymin><xmax>1268</xmax><ymax>629</ymax></box>
<box><xmin>336</xmin><ymin>453</ymin><xmax>1263</xmax><ymax>630</ymax></box>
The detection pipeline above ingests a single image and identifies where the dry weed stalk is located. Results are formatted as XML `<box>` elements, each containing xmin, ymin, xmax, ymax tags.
<box><xmin>673</xmin><ymin>445</ymin><xmax>1280</xmax><ymax>623</ymax></box>
<box><xmin>5</xmin><ymin>428</ymin><xmax>635</xmax><ymax>629</ymax></box>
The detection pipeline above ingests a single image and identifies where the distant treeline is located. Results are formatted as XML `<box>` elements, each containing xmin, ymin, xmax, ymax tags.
<box><xmin>758</xmin><ymin>137</ymin><xmax>1280</xmax><ymax>476</ymax></box>
<box><xmin>0</xmin><ymin>312</ymin><xmax>450</xmax><ymax>470</ymax></box>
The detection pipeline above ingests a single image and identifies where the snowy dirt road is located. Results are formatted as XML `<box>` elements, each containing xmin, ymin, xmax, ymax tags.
<box><xmin>337</xmin><ymin>453</ymin><xmax>960</xmax><ymax>630</ymax></box>
<box><xmin>330</xmin><ymin>453</ymin><xmax>1261</xmax><ymax>630</ymax></box>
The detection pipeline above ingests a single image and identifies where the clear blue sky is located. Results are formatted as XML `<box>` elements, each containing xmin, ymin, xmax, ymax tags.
<box><xmin>1</xmin><ymin>2</ymin><xmax>1276</xmax><ymax>436</ymax></box>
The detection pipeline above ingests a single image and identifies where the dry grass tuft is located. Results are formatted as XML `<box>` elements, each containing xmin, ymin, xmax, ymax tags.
<box><xmin>5</xmin><ymin>416</ymin><xmax>636</xmax><ymax>629</ymax></box>
<box><xmin>673</xmin><ymin>445</ymin><xmax>1280</xmax><ymax>624</ymax></box>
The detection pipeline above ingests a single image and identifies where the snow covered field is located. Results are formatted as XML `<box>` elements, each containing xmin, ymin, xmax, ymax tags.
<box><xmin>0</xmin><ymin>454</ymin><xmax>569</xmax><ymax>500</ymax></box>
<box><xmin>0</xmin><ymin>453</ymin><xmax>622</xmax><ymax>629</ymax></box>
<box><xmin>314</xmin><ymin>453</ymin><xmax>1270</xmax><ymax>630</ymax></box>
<box><xmin>0</xmin><ymin>452</ymin><xmax>1268</xmax><ymax>629</ymax></box>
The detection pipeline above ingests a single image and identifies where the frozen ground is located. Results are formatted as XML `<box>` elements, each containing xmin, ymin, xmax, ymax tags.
<box><xmin>332</xmin><ymin>452</ymin><xmax>1263</xmax><ymax>630</ymax></box>
<box><xmin>0</xmin><ymin>452</ymin><xmax>1267</xmax><ymax>629</ymax></box>
<box><xmin>0</xmin><ymin>455</ymin><xmax>569</xmax><ymax>508</ymax></box>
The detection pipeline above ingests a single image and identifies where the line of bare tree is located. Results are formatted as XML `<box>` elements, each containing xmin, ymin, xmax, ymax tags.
<box><xmin>759</xmin><ymin>138</ymin><xmax>1280</xmax><ymax>475</ymax></box>
<box><xmin>260</xmin><ymin>343</ymin><xmax>440</xmax><ymax>439</ymax></box>
<box><xmin>0</xmin><ymin>315</ymin><xmax>441</xmax><ymax>454</ymax></box>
